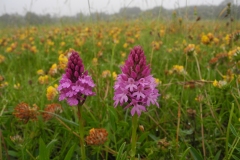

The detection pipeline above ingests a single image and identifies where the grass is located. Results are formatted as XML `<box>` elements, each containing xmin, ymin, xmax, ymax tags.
<box><xmin>0</xmin><ymin>17</ymin><xmax>240</xmax><ymax>159</ymax></box>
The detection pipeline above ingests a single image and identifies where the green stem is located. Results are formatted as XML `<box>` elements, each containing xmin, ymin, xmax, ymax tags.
<box><xmin>130</xmin><ymin>114</ymin><xmax>138</xmax><ymax>160</ymax></box>
<box><xmin>0</xmin><ymin>130</ymin><xmax>2</xmax><ymax>160</ymax></box>
<box><xmin>78</xmin><ymin>105</ymin><xmax>86</xmax><ymax>160</ymax></box>
<box><xmin>225</xmin><ymin>103</ymin><xmax>234</xmax><ymax>158</ymax></box>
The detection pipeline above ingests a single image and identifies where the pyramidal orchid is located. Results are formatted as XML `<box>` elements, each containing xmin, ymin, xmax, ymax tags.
<box><xmin>58</xmin><ymin>50</ymin><xmax>95</xmax><ymax>159</ymax></box>
<box><xmin>58</xmin><ymin>51</ymin><xmax>95</xmax><ymax>106</ymax></box>
<box><xmin>113</xmin><ymin>46</ymin><xmax>160</xmax><ymax>116</ymax></box>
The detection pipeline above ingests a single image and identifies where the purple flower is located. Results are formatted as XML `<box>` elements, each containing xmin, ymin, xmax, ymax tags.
<box><xmin>58</xmin><ymin>51</ymin><xmax>95</xmax><ymax>106</ymax></box>
<box><xmin>113</xmin><ymin>46</ymin><xmax>160</xmax><ymax>116</ymax></box>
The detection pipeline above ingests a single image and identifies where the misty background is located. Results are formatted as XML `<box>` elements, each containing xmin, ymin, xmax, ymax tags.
<box><xmin>0</xmin><ymin>0</ymin><xmax>239</xmax><ymax>27</ymax></box>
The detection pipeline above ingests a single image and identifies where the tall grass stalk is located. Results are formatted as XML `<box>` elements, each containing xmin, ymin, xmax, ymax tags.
<box><xmin>225</xmin><ymin>103</ymin><xmax>234</xmax><ymax>158</ymax></box>
<box><xmin>0</xmin><ymin>130</ymin><xmax>2</xmax><ymax>160</ymax></box>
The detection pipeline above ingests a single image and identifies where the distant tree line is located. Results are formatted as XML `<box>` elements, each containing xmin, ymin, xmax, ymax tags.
<box><xmin>0</xmin><ymin>0</ymin><xmax>239</xmax><ymax>27</ymax></box>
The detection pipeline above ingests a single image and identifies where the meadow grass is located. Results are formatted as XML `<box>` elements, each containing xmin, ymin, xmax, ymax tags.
<box><xmin>0</xmin><ymin>18</ymin><xmax>240</xmax><ymax>160</ymax></box>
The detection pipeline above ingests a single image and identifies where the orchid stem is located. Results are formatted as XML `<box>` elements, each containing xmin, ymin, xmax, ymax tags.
<box><xmin>130</xmin><ymin>114</ymin><xmax>138</xmax><ymax>160</ymax></box>
<box><xmin>78</xmin><ymin>105</ymin><xmax>86</xmax><ymax>159</ymax></box>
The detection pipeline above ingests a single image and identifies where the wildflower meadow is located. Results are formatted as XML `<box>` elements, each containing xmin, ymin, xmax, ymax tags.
<box><xmin>1</xmin><ymin>5</ymin><xmax>240</xmax><ymax>160</ymax></box>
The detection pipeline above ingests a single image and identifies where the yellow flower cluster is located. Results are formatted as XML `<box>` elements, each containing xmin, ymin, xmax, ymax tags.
<box><xmin>151</xmin><ymin>41</ymin><xmax>163</xmax><ymax>51</ymax></box>
<box><xmin>6</xmin><ymin>42</ymin><xmax>17</xmax><ymax>53</ymax></box>
<box><xmin>0</xmin><ymin>54</ymin><xmax>5</xmax><ymax>63</ymax></box>
<box><xmin>102</xmin><ymin>70</ymin><xmax>111</xmax><ymax>78</ymax></box>
<box><xmin>48</xmin><ymin>63</ymin><xmax>58</xmax><ymax>76</ymax></box>
<box><xmin>58</xmin><ymin>54</ymin><xmax>68</xmax><ymax>70</ymax></box>
<box><xmin>184</xmin><ymin>44</ymin><xmax>195</xmax><ymax>55</ymax></box>
<box><xmin>154</xmin><ymin>78</ymin><xmax>162</xmax><ymax>85</ymax></box>
<box><xmin>201</xmin><ymin>35</ymin><xmax>210</xmax><ymax>45</ymax></box>
<box><xmin>14</xmin><ymin>83</ymin><xmax>21</xmax><ymax>89</ymax></box>
<box><xmin>169</xmin><ymin>65</ymin><xmax>187</xmax><ymax>75</ymax></box>
<box><xmin>38</xmin><ymin>75</ymin><xmax>49</xmax><ymax>84</ymax></box>
<box><xmin>212</xmin><ymin>80</ymin><xmax>227</xmax><ymax>88</ymax></box>
<box><xmin>112</xmin><ymin>72</ymin><xmax>117</xmax><ymax>80</ymax></box>
<box><xmin>46</xmin><ymin>85</ymin><xmax>58</xmax><ymax>101</ymax></box>
<box><xmin>37</xmin><ymin>69</ymin><xmax>45</xmax><ymax>75</ymax></box>
<box><xmin>228</xmin><ymin>47</ymin><xmax>240</xmax><ymax>62</ymax></box>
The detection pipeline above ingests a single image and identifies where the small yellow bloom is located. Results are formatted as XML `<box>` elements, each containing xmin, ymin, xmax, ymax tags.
<box><xmin>0</xmin><ymin>54</ymin><xmax>5</xmax><ymax>63</ymax></box>
<box><xmin>47</xmin><ymin>40</ymin><xmax>54</xmax><ymax>46</ymax></box>
<box><xmin>14</xmin><ymin>83</ymin><xmax>21</xmax><ymax>89</ymax></box>
<box><xmin>113</xmin><ymin>39</ymin><xmax>119</xmax><ymax>44</ymax></box>
<box><xmin>58</xmin><ymin>54</ymin><xmax>68</xmax><ymax>70</ymax></box>
<box><xmin>123</xmin><ymin>43</ymin><xmax>128</xmax><ymax>48</ymax></box>
<box><xmin>160</xmin><ymin>29</ymin><xmax>165</xmax><ymax>37</ymax></box>
<box><xmin>0</xmin><ymin>81</ymin><xmax>8</xmax><ymax>88</ymax></box>
<box><xmin>97</xmin><ymin>41</ymin><xmax>102</xmax><ymax>47</ymax></box>
<box><xmin>225</xmin><ymin>34</ymin><xmax>230</xmax><ymax>45</ymax></box>
<box><xmin>120</xmin><ymin>52</ymin><xmax>126</xmax><ymax>58</ymax></box>
<box><xmin>212</xmin><ymin>80</ymin><xmax>218</xmax><ymax>87</ymax></box>
<box><xmin>112</xmin><ymin>72</ymin><xmax>117</xmax><ymax>80</ymax></box>
<box><xmin>60</xmin><ymin>42</ymin><xmax>65</xmax><ymax>47</ymax></box>
<box><xmin>46</xmin><ymin>86</ymin><xmax>58</xmax><ymax>101</ymax></box>
<box><xmin>30</xmin><ymin>46</ymin><xmax>37</xmax><ymax>53</ymax></box>
<box><xmin>29</xmin><ymin>37</ymin><xmax>34</xmax><ymax>42</ymax></box>
<box><xmin>213</xmin><ymin>38</ymin><xmax>219</xmax><ymax>45</ymax></box>
<box><xmin>207</xmin><ymin>33</ymin><xmax>214</xmax><ymax>41</ymax></box>
<box><xmin>6</xmin><ymin>47</ymin><xmax>12</xmax><ymax>53</ymax></box>
<box><xmin>92</xmin><ymin>58</ymin><xmax>98</xmax><ymax>66</ymax></box>
<box><xmin>171</xmin><ymin>65</ymin><xmax>187</xmax><ymax>75</ymax></box>
<box><xmin>102</xmin><ymin>70</ymin><xmax>111</xmax><ymax>78</ymax></box>
<box><xmin>48</xmin><ymin>63</ymin><xmax>58</xmax><ymax>76</ymax></box>
<box><xmin>37</xmin><ymin>69</ymin><xmax>45</xmax><ymax>75</ymax></box>
<box><xmin>154</xmin><ymin>78</ymin><xmax>162</xmax><ymax>85</ymax></box>
<box><xmin>54</xmin><ymin>84</ymin><xmax>58</xmax><ymax>88</ymax></box>
<box><xmin>38</xmin><ymin>75</ymin><xmax>49</xmax><ymax>84</ymax></box>
<box><xmin>184</xmin><ymin>44</ymin><xmax>195</xmax><ymax>54</ymax></box>
<box><xmin>201</xmin><ymin>35</ymin><xmax>210</xmax><ymax>45</ymax></box>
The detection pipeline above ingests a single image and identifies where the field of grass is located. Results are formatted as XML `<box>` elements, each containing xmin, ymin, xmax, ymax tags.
<box><xmin>0</xmin><ymin>16</ymin><xmax>240</xmax><ymax>160</ymax></box>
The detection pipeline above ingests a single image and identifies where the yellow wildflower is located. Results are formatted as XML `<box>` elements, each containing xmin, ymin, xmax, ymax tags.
<box><xmin>46</xmin><ymin>86</ymin><xmax>58</xmax><ymax>101</ymax></box>
<box><xmin>58</xmin><ymin>54</ymin><xmax>68</xmax><ymax>70</ymax></box>
<box><xmin>0</xmin><ymin>54</ymin><xmax>5</xmax><ymax>63</ymax></box>
<box><xmin>225</xmin><ymin>34</ymin><xmax>230</xmax><ymax>45</ymax></box>
<box><xmin>97</xmin><ymin>41</ymin><xmax>102</xmax><ymax>47</ymax></box>
<box><xmin>38</xmin><ymin>75</ymin><xmax>49</xmax><ymax>84</ymax></box>
<box><xmin>171</xmin><ymin>65</ymin><xmax>187</xmax><ymax>75</ymax></box>
<box><xmin>207</xmin><ymin>33</ymin><xmax>214</xmax><ymax>41</ymax></box>
<box><xmin>47</xmin><ymin>40</ymin><xmax>54</xmax><ymax>46</ymax></box>
<box><xmin>102</xmin><ymin>70</ymin><xmax>111</xmax><ymax>78</ymax></box>
<box><xmin>123</xmin><ymin>43</ymin><xmax>128</xmax><ymax>48</ymax></box>
<box><xmin>6</xmin><ymin>47</ymin><xmax>12</xmax><ymax>53</ymax></box>
<box><xmin>48</xmin><ymin>63</ymin><xmax>58</xmax><ymax>76</ymax></box>
<box><xmin>121</xmin><ymin>52</ymin><xmax>126</xmax><ymax>58</ymax></box>
<box><xmin>14</xmin><ymin>83</ymin><xmax>21</xmax><ymax>89</ymax></box>
<box><xmin>213</xmin><ymin>38</ymin><xmax>219</xmax><ymax>45</ymax></box>
<box><xmin>212</xmin><ymin>80</ymin><xmax>218</xmax><ymax>87</ymax></box>
<box><xmin>112</xmin><ymin>72</ymin><xmax>117</xmax><ymax>80</ymax></box>
<box><xmin>201</xmin><ymin>35</ymin><xmax>210</xmax><ymax>45</ymax></box>
<box><xmin>154</xmin><ymin>78</ymin><xmax>162</xmax><ymax>85</ymax></box>
<box><xmin>0</xmin><ymin>81</ymin><xmax>8</xmax><ymax>88</ymax></box>
<box><xmin>92</xmin><ymin>58</ymin><xmax>98</xmax><ymax>66</ymax></box>
<box><xmin>151</xmin><ymin>41</ymin><xmax>162</xmax><ymax>51</ymax></box>
<box><xmin>37</xmin><ymin>69</ymin><xmax>45</xmax><ymax>75</ymax></box>
<box><xmin>30</xmin><ymin>46</ymin><xmax>37</xmax><ymax>53</ymax></box>
<box><xmin>60</xmin><ymin>42</ymin><xmax>65</xmax><ymax>47</ymax></box>
<box><xmin>184</xmin><ymin>44</ymin><xmax>195</xmax><ymax>55</ymax></box>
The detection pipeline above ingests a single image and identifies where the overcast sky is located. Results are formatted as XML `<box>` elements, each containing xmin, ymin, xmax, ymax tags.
<box><xmin>0</xmin><ymin>0</ymin><xmax>225</xmax><ymax>16</ymax></box>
